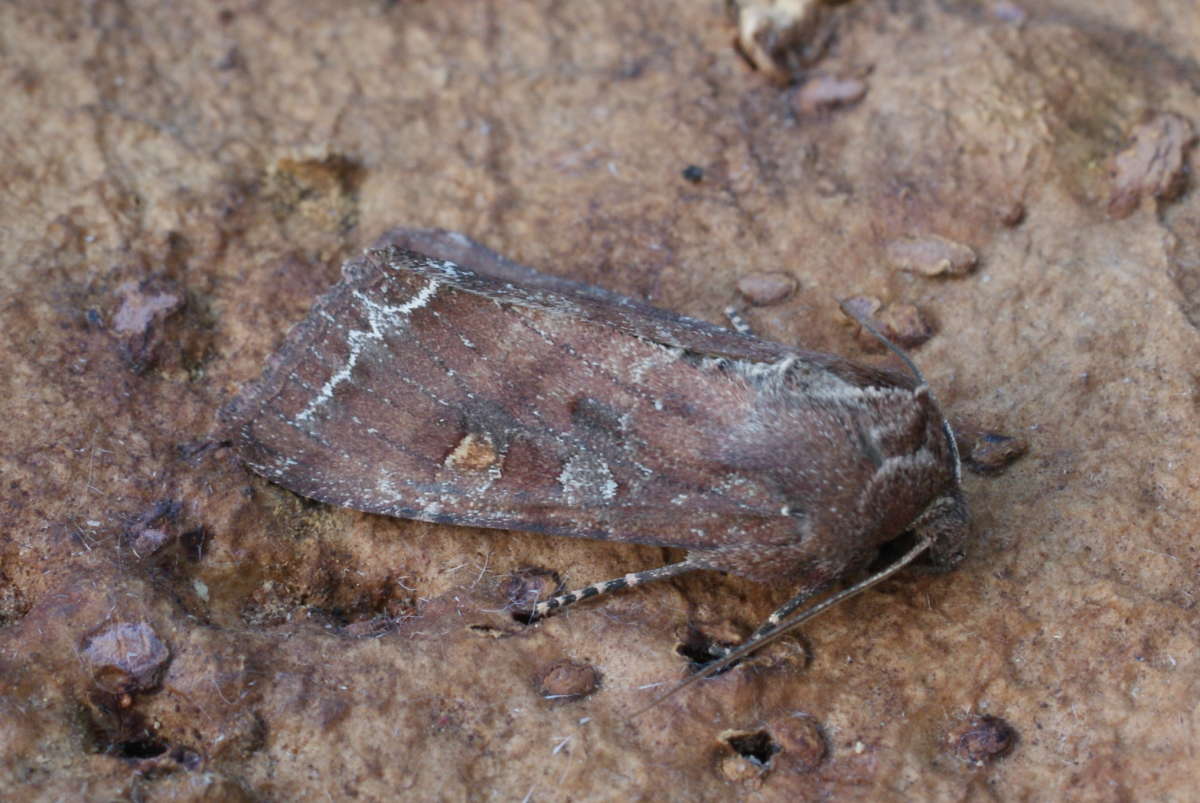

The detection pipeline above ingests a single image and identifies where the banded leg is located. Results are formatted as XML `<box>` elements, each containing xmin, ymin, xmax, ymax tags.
<box><xmin>704</xmin><ymin>584</ymin><xmax>827</xmax><ymax>659</ymax></box>
<box><xmin>529</xmin><ymin>561</ymin><xmax>695</xmax><ymax>621</ymax></box>
<box><xmin>631</xmin><ymin>538</ymin><xmax>934</xmax><ymax>717</ymax></box>
<box><xmin>724</xmin><ymin>306</ymin><xmax>754</xmax><ymax>335</ymax></box>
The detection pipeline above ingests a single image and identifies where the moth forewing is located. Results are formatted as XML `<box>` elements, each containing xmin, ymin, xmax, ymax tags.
<box><xmin>225</xmin><ymin>239</ymin><xmax>968</xmax><ymax>702</ymax></box>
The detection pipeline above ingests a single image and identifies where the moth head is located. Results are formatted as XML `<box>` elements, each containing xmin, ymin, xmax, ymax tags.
<box><xmin>907</xmin><ymin>404</ymin><xmax>968</xmax><ymax>571</ymax></box>
<box><xmin>913</xmin><ymin>489</ymin><xmax>968</xmax><ymax>571</ymax></box>
<box><xmin>839</xmin><ymin>300</ymin><xmax>970</xmax><ymax>572</ymax></box>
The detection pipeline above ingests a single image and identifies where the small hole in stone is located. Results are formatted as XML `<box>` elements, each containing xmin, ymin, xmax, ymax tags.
<box><xmin>502</xmin><ymin>568</ymin><xmax>563</xmax><ymax>623</ymax></box>
<box><xmin>724</xmin><ymin>730</ymin><xmax>779</xmax><ymax>767</ymax></box>
<box><xmin>116</xmin><ymin>737</ymin><xmax>169</xmax><ymax>760</ymax></box>
<box><xmin>180</xmin><ymin>527</ymin><xmax>211</xmax><ymax>562</ymax></box>
<box><xmin>675</xmin><ymin>628</ymin><xmax>735</xmax><ymax>670</ymax></box>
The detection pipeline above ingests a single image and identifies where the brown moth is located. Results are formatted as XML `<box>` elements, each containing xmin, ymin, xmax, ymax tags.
<box><xmin>223</xmin><ymin>229</ymin><xmax>967</xmax><ymax>698</ymax></box>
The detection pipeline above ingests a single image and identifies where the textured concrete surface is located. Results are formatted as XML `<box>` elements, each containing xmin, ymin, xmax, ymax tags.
<box><xmin>1</xmin><ymin>1</ymin><xmax>1198</xmax><ymax>800</ymax></box>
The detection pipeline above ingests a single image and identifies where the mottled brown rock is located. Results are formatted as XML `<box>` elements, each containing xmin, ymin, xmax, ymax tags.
<box><xmin>79</xmin><ymin>622</ymin><xmax>171</xmax><ymax>695</ymax></box>
<box><xmin>3</xmin><ymin>0</ymin><xmax>1200</xmax><ymax>799</ymax></box>
<box><xmin>950</xmin><ymin>714</ymin><xmax>1017</xmax><ymax>764</ymax></box>
<box><xmin>795</xmin><ymin>74</ymin><xmax>868</xmax><ymax>113</ymax></box>
<box><xmin>1108</xmin><ymin>113</ymin><xmax>1196</xmax><ymax>219</ymax></box>
<box><xmin>111</xmin><ymin>279</ymin><xmax>183</xmax><ymax>373</ymax></box>
<box><xmin>736</xmin><ymin>271</ymin><xmax>798</xmax><ymax>305</ymax></box>
<box><xmin>998</xmin><ymin>199</ymin><xmax>1026</xmax><ymax>227</ymax></box>
<box><xmin>0</xmin><ymin>574</ymin><xmax>29</xmax><ymax>627</ymax></box>
<box><xmin>878</xmin><ymin>302</ymin><xmax>934</xmax><ymax>349</ymax></box>
<box><xmin>535</xmin><ymin>659</ymin><xmax>601</xmax><ymax>700</ymax></box>
<box><xmin>268</xmin><ymin>154</ymin><xmax>364</xmax><ymax>231</ymax></box>
<box><xmin>839</xmin><ymin>294</ymin><xmax>883</xmax><ymax>323</ymax></box>
<box><xmin>127</xmin><ymin>527</ymin><xmax>170</xmax><ymax>558</ymax></box>
<box><xmin>142</xmin><ymin>772</ymin><xmax>256</xmax><ymax>802</ymax></box>
<box><xmin>121</xmin><ymin>500</ymin><xmax>181</xmax><ymax>560</ymax></box>
<box><xmin>112</xmin><ymin>281</ymin><xmax>182</xmax><ymax>336</ymax></box>
<box><xmin>718</xmin><ymin>752</ymin><xmax>765</xmax><ymax>784</ymax></box>
<box><xmin>887</xmin><ymin>235</ymin><xmax>978</xmax><ymax>277</ymax></box>
<box><xmin>990</xmin><ymin>2</ymin><xmax>1028</xmax><ymax>25</ymax></box>
<box><xmin>772</xmin><ymin>714</ymin><xmax>826</xmax><ymax>773</ymax></box>
<box><xmin>841</xmin><ymin>295</ymin><xmax>935</xmax><ymax>350</ymax></box>
<box><xmin>966</xmin><ymin>432</ymin><xmax>1030</xmax><ymax>475</ymax></box>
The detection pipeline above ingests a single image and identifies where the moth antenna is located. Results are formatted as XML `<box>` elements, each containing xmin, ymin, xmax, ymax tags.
<box><xmin>629</xmin><ymin>537</ymin><xmax>932</xmax><ymax>718</ymax></box>
<box><xmin>837</xmin><ymin>299</ymin><xmax>926</xmax><ymax>385</ymax></box>
<box><xmin>838</xmin><ymin>300</ymin><xmax>962</xmax><ymax>484</ymax></box>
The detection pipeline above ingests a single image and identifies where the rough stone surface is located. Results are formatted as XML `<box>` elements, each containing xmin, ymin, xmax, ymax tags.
<box><xmin>1108</xmin><ymin>112</ymin><xmax>1196</xmax><ymax>219</ymax></box>
<box><xmin>949</xmin><ymin>713</ymin><xmax>1017</xmax><ymax>765</ymax></box>
<box><xmin>79</xmin><ymin>621</ymin><xmax>171</xmax><ymax>695</ymax></box>
<box><xmin>736</xmin><ymin>271</ymin><xmax>799</xmax><ymax>305</ymax></box>
<box><xmin>886</xmin><ymin>234</ymin><xmax>979</xmax><ymax>277</ymax></box>
<box><xmin>2</xmin><ymin>1</ymin><xmax>1199</xmax><ymax>799</ymax></box>
<box><xmin>841</xmin><ymin>295</ymin><xmax>935</xmax><ymax>350</ymax></box>
<box><xmin>536</xmin><ymin>660</ymin><xmax>602</xmax><ymax>701</ymax></box>
<box><xmin>794</xmin><ymin>73</ymin><xmax>869</xmax><ymax>113</ymax></box>
<box><xmin>965</xmin><ymin>432</ymin><xmax>1031</xmax><ymax>476</ymax></box>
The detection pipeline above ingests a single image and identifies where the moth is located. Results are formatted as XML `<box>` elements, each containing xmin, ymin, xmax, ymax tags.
<box><xmin>223</xmin><ymin>229</ymin><xmax>968</xmax><ymax>699</ymax></box>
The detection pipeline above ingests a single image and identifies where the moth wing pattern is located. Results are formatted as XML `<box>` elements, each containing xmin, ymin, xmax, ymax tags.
<box><xmin>360</xmin><ymin>228</ymin><xmax>904</xmax><ymax>388</ymax></box>
<box><xmin>224</xmin><ymin>241</ymin><xmax>953</xmax><ymax>585</ymax></box>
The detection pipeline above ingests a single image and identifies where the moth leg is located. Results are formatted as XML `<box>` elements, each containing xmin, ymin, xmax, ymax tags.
<box><xmin>527</xmin><ymin>561</ymin><xmax>695</xmax><ymax>621</ymax></box>
<box><xmin>704</xmin><ymin>585</ymin><xmax>826</xmax><ymax>659</ymax></box>
<box><xmin>723</xmin><ymin>306</ymin><xmax>754</xmax><ymax>336</ymax></box>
